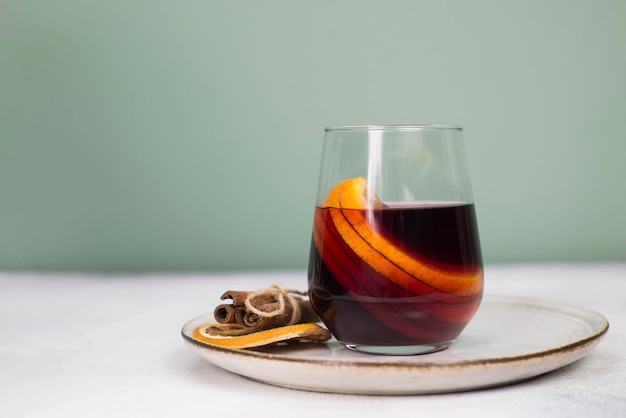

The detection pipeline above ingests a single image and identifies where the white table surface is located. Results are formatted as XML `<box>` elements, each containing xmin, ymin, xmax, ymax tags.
<box><xmin>1</xmin><ymin>264</ymin><xmax>625</xmax><ymax>418</ymax></box>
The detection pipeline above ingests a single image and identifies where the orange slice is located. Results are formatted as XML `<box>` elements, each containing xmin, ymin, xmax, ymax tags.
<box><xmin>321</xmin><ymin>177</ymin><xmax>481</xmax><ymax>296</ymax></box>
<box><xmin>192</xmin><ymin>323</ymin><xmax>331</xmax><ymax>349</ymax></box>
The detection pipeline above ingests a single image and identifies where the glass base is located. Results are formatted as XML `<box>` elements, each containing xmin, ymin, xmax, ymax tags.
<box><xmin>342</xmin><ymin>342</ymin><xmax>450</xmax><ymax>356</ymax></box>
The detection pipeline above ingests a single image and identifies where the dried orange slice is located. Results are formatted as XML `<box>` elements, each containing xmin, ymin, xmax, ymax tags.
<box><xmin>192</xmin><ymin>323</ymin><xmax>331</xmax><ymax>349</ymax></box>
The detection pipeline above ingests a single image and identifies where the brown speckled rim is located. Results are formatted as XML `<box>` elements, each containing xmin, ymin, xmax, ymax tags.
<box><xmin>181</xmin><ymin>295</ymin><xmax>609</xmax><ymax>369</ymax></box>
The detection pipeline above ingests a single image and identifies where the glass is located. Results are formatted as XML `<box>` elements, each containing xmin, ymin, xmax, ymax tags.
<box><xmin>307</xmin><ymin>125</ymin><xmax>483</xmax><ymax>355</ymax></box>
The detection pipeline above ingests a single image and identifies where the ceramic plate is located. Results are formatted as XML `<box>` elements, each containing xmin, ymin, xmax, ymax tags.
<box><xmin>181</xmin><ymin>295</ymin><xmax>608</xmax><ymax>395</ymax></box>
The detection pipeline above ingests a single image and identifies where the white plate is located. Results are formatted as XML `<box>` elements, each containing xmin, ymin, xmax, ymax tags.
<box><xmin>181</xmin><ymin>295</ymin><xmax>608</xmax><ymax>395</ymax></box>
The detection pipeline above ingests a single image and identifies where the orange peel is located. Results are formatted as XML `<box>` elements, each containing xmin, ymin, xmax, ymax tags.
<box><xmin>320</xmin><ymin>177</ymin><xmax>482</xmax><ymax>296</ymax></box>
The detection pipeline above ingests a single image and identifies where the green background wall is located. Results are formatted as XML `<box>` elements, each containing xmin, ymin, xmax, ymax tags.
<box><xmin>1</xmin><ymin>1</ymin><xmax>625</xmax><ymax>271</ymax></box>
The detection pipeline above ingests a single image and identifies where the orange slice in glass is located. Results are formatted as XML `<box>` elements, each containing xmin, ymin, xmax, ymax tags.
<box><xmin>321</xmin><ymin>177</ymin><xmax>481</xmax><ymax>296</ymax></box>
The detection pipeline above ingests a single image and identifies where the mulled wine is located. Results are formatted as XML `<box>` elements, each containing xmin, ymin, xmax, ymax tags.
<box><xmin>308</xmin><ymin>203</ymin><xmax>483</xmax><ymax>353</ymax></box>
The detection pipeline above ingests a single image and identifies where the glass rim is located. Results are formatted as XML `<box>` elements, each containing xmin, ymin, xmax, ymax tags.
<box><xmin>325</xmin><ymin>124</ymin><xmax>463</xmax><ymax>132</ymax></box>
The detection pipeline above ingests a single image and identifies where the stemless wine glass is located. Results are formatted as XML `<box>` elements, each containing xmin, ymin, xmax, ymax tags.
<box><xmin>307</xmin><ymin>125</ymin><xmax>483</xmax><ymax>355</ymax></box>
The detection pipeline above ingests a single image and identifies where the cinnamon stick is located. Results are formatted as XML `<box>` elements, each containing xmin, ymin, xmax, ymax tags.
<box><xmin>212</xmin><ymin>285</ymin><xmax>320</xmax><ymax>332</ymax></box>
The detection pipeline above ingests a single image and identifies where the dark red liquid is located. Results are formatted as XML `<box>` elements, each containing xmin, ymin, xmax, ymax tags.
<box><xmin>308</xmin><ymin>203</ymin><xmax>483</xmax><ymax>347</ymax></box>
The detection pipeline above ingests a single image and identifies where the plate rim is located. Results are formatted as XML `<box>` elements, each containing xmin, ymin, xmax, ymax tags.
<box><xmin>181</xmin><ymin>294</ymin><xmax>609</xmax><ymax>369</ymax></box>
